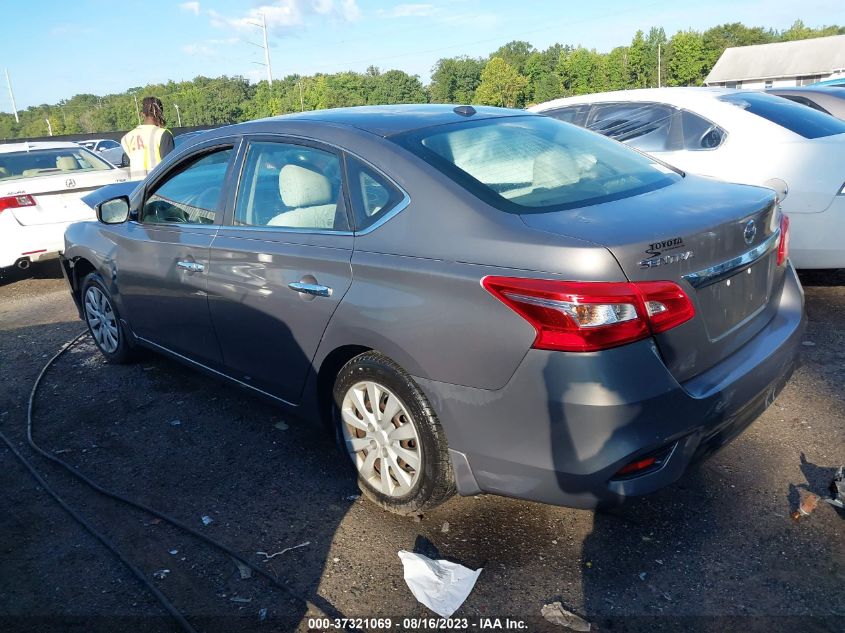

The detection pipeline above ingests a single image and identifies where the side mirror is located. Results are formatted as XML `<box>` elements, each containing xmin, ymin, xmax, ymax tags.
<box><xmin>97</xmin><ymin>196</ymin><xmax>130</xmax><ymax>224</ymax></box>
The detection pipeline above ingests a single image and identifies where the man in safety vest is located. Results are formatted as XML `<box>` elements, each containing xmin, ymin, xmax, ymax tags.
<box><xmin>120</xmin><ymin>96</ymin><xmax>175</xmax><ymax>179</ymax></box>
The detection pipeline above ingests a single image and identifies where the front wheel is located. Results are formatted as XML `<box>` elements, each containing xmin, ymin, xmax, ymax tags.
<box><xmin>81</xmin><ymin>272</ymin><xmax>136</xmax><ymax>364</ymax></box>
<box><xmin>333</xmin><ymin>352</ymin><xmax>455</xmax><ymax>515</ymax></box>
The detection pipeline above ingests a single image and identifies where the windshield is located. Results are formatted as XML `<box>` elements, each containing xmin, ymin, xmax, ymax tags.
<box><xmin>0</xmin><ymin>147</ymin><xmax>113</xmax><ymax>181</ymax></box>
<box><xmin>719</xmin><ymin>91</ymin><xmax>845</xmax><ymax>139</ymax></box>
<box><xmin>393</xmin><ymin>115</ymin><xmax>680</xmax><ymax>213</ymax></box>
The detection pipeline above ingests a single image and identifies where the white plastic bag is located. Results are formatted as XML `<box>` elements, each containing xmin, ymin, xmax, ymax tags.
<box><xmin>398</xmin><ymin>550</ymin><xmax>483</xmax><ymax>618</ymax></box>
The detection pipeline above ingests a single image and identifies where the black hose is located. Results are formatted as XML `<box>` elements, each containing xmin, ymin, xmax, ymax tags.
<box><xmin>5</xmin><ymin>330</ymin><xmax>343</xmax><ymax>631</ymax></box>
<box><xmin>0</xmin><ymin>331</ymin><xmax>198</xmax><ymax>633</ymax></box>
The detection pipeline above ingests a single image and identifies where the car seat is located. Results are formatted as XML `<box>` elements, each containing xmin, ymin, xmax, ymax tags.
<box><xmin>269</xmin><ymin>164</ymin><xmax>338</xmax><ymax>229</ymax></box>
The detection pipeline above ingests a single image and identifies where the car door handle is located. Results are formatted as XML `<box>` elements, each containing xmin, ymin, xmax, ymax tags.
<box><xmin>288</xmin><ymin>281</ymin><xmax>332</xmax><ymax>297</ymax></box>
<box><xmin>177</xmin><ymin>261</ymin><xmax>205</xmax><ymax>273</ymax></box>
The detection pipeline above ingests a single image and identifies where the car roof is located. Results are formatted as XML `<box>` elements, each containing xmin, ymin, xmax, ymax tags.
<box><xmin>238</xmin><ymin>104</ymin><xmax>527</xmax><ymax>137</ymax></box>
<box><xmin>0</xmin><ymin>141</ymin><xmax>85</xmax><ymax>154</ymax></box>
<box><xmin>530</xmin><ymin>87</ymin><xmax>742</xmax><ymax>111</ymax></box>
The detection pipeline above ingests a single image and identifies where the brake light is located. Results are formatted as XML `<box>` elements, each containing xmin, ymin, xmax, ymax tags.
<box><xmin>777</xmin><ymin>214</ymin><xmax>790</xmax><ymax>266</ymax></box>
<box><xmin>481</xmin><ymin>277</ymin><xmax>695</xmax><ymax>352</ymax></box>
<box><xmin>0</xmin><ymin>194</ymin><xmax>36</xmax><ymax>213</ymax></box>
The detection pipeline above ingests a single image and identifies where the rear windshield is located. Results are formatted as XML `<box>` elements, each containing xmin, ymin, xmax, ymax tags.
<box><xmin>0</xmin><ymin>147</ymin><xmax>112</xmax><ymax>181</ymax></box>
<box><xmin>719</xmin><ymin>92</ymin><xmax>845</xmax><ymax>139</ymax></box>
<box><xmin>392</xmin><ymin>115</ymin><xmax>680</xmax><ymax>213</ymax></box>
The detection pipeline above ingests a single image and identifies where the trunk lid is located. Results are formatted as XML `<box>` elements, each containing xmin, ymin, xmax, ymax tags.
<box><xmin>521</xmin><ymin>175</ymin><xmax>783</xmax><ymax>382</ymax></box>
<box><xmin>1</xmin><ymin>169</ymin><xmax>130</xmax><ymax>226</ymax></box>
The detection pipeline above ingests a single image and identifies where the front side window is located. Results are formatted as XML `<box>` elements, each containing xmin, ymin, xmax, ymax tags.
<box><xmin>393</xmin><ymin>115</ymin><xmax>680</xmax><ymax>214</ymax></box>
<box><xmin>141</xmin><ymin>148</ymin><xmax>232</xmax><ymax>224</ymax></box>
<box><xmin>346</xmin><ymin>156</ymin><xmax>405</xmax><ymax>230</ymax></box>
<box><xmin>719</xmin><ymin>91</ymin><xmax>845</xmax><ymax>139</ymax></box>
<box><xmin>234</xmin><ymin>142</ymin><xmax>348</xmax><ymax>231</ymax></box>
<box><xmin>0</xmin><ymin>147</ymin><xmax>112</xmax><ymax>181</ymax></box>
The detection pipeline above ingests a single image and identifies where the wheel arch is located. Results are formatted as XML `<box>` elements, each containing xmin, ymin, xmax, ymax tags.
<box><xmin>313</xmin><ymin>344</ymin><xmax>373</xmax><ymax>430</ymax></box>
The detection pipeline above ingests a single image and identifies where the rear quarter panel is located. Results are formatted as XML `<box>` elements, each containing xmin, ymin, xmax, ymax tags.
<box><xmin>313</xmin><ymin>133</ymin><xmax>627</xmax><ymax>390</ymax></box>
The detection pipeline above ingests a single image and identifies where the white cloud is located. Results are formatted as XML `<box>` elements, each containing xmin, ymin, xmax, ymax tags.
<box><xmin>208</xmin><ymin>0</ymin><xmax>360</xmax><ymax>33</ymax></box>
<box><xmin>179</xmin><ymin>1</ymin><xmax>200</xmax><ymax>16</ymax></box>
<box><xmin>182</xmin><ymin>37</ymin><xmax>239</xmax><ymax>57</ymax></box>
<box><xmin>378</xmin><ymin>3</ymin><xmax>437</xmax><ymax>18</ymax></box>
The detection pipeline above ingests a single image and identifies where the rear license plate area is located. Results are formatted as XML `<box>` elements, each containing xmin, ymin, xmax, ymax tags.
<box><xmin>698</xmin><ymin>257</ymin><xmax>773</xmax><ymax>340</ymax></box>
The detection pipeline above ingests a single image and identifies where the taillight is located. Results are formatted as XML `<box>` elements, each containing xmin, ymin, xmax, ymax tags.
<box><xmin>482</xmin><ymin>277</ymin><xmax>695</xmax><ymax>352</ymax></box>
<box><xmin>777</xmin><ymin>214</ymin><xmax>790</xmax><ymax>266</ymax></box>
<box><xmin>0</xmin><ymin>194</ymin><xmax>36</xmax><ymax>213</ymax></box>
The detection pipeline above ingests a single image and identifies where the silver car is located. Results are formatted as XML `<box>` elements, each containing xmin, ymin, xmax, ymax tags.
<box><xmin>61</xmin><ymin>105</ymin><xmax>804</xmax><ymax>514</ymax></box>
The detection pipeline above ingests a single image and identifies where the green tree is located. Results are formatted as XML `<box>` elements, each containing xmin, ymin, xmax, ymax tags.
<box><xmin>666</xmin><ymin>30</ymin><xmax>706</xmax><ymax>86</ymax></box>
<box><xmin>474</xmin><ymin>57</ymin><xmax>528</xmax><ymax>108</ymax></box>
<box><xmin>368</xmin><ymin>70</ymin><xmax>426</xmax><ymax>104</ymax></box>
<box><xmin>558</xmin><ymin>47</ymin><xmax>606</xmax><ymax>95</ymax></box>
<box><xmin>604</xmin><ymin>46</ymin><xmax>629</xmax><ymax>90</ymax></box>
<box><xmin>429</xmin><ymin>57</ymin><xmax>485</xmax><ymax>103</ymax></box>
<box><xmin>627</xmin><ymin>30</ymin><xmax>650</xmax><ymax>88</ymax></box>
<box><xmin>491</xmin><ymin>40</ymin><xmax>536</xmax><ymax>74</ymax></box>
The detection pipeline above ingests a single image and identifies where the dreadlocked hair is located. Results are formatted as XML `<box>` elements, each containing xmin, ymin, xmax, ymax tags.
<box><xmin>141</xmin><ymin>96</ymin><xmax>166</xmax><ymax>127</ymax></box>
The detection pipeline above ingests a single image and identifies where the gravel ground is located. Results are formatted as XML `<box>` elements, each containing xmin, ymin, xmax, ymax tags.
<box><xmin>0</xmin><ymin>260</ymin><xmax>842</xmax><ymax>633</ymax></box>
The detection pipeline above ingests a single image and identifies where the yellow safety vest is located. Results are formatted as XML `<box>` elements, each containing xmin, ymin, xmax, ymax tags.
<box><xmin>120</xmin><ymin>124</ymin><xmax>171</xmax><ymax>179</ymax></box>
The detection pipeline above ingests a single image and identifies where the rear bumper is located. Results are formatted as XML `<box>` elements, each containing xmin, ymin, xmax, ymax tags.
<box><xmin>0</xmin><ymin>216</ymin><xmax>70</xmax><ymax>268</ymax></box>
<box><xmin>788</xmin><ymin>196</ymin><xmax>845</xmax><ymax>269</ymax></box>
<box><xmin>415</xmin><ymin>263</ymin><xmax>805</xmax><ymax>509</ymax></box>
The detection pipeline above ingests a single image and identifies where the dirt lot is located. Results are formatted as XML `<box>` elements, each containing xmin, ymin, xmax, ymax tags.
<box><xmin>0</xmin><ymin>261</ymin><xmax>843</xmax><ymax>633</ymax></box>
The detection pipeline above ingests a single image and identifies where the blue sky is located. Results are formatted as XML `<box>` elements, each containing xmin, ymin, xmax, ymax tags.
<box><xmin>1</xmin><ymin>0</ymin><xmax>840</xmax><ymax>110</ymax></box>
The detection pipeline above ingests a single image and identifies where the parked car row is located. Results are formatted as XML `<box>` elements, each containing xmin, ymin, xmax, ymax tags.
<box><xmin>78</xmin><ymin>138</ymin><xmax>128</xmax><ymax>167</ymax></box>
<box><xmin>530</xmin><ymin>86</ymin><xmax>845</xmax><ymax>269</ymax></box>
<box><xmin>61</xmin><ymin>104</ymin><xmax>804</xmax><ymax>514</ymax></box>
<box><xmin>0</xmin><ymin>142</ymin><xmax>130</xmax><ymax>270</ymax></box>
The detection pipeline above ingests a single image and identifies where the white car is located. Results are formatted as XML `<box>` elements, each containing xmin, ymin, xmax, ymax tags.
<box><xmin>78</xmin><ymin>138</ymin><xmax>128</xmax><ymax>167</ymax></box>
<box><xmin>530</xmin><ymin>88</ymin><xmax>845</xmax><ymax>269</ymax></box>
<box><xmin>0</xmin><ymin>142</ymin><xmax>130</xmax><ymax>270</ymax></box>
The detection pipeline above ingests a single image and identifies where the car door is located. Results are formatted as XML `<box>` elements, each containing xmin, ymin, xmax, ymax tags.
<box><xmin>113</xmin><ymin>140</ymin><xmax>239</xmax><ymax>366</ymax></box>
<box><xmin>207</xmin><ymin>136</ymin><xmax>354</xmax><ymax>403</ymax></box>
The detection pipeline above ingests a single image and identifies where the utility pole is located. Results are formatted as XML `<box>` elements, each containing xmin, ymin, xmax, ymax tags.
<box><xmin>5</xmin><ymin>68</ymin><xmax>19</xmax><ymax>123</ymax></box>
<box><xmin>132</xmin><ymin>93</ymin><xmax>141</xmax><ymax>124</ymax></box>
<box><xmin>174</xmin><ymin>103</ymin><xmax>182</xmax><ymax>127</ymax></box>
<box><xmin>248</xmin><ymin>13</ymin><xmax>273</xmax><ymax>85</ymax></box>
<box><xmin>299</xmin><ymin>79</ymin><xmax>304</xmax><ymax>112</ymax></box>
<box><xmin>657</xmin><ymin>43</ymin><xmax>662</xmax><ymax>88</ymax></box>
<box><xmin>45</xmin><ymin>118</ymin><xmax>53</xmax><ymax>136</ymax></box>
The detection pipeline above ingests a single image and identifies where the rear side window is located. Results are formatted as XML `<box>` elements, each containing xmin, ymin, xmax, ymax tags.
<box><xmin>393</xmin><ymin>115</ymin><xmax>679</xmax><ymax>214</ymax></box>
<box><xmin>234</xmin><ymin>142</ymin><xmax>349</xmax><ymax>231</ymax></box>
<box><xmin>778</xmin><ymin>94</ymin><xmax>831</xmax><ymax>115</ymax></box>
<box><xmin>345</xmin><ymin>156</ymin><xmax>405</xmax><ymax>231</ymax></box>
<box><xmin>543</xmin><ymin>105</ymin><xmax>590</xmax><ymax>126</ymax></box>
<box><xmin>586</xmin><ymin>102</ymin><xmax>677</xmax><ymax>152</ymax></box>
<box><xmin>719</xmin><ymin>91</ymin><xmax>845</xmax><ymax>138</ymax></box>
<box><xmin>680</xmin><ymin>110</ymin><xmax>726</xmax><ymax>150</ymax></box>
<box><xmin>142</xmin><ymin>148</ymin><xmax>232</xmax><ymax>224</ymax></box>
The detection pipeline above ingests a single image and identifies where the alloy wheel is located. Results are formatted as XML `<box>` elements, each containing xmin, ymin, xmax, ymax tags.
<box><xmin>84</xmin><ymin>286</ymin><xmax>119</xmax><ymax>354</ymax></box>
<box><xmin>340</xmin><ymin>380</ymin><xmax>422</xmax><ymax>497</ymax></box>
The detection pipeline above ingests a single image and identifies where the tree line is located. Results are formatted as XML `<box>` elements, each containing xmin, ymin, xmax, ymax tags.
<box><xmin>1</xmin><ymin>19</ymin><xmax>842</xmax><ymax>139</ymax></box>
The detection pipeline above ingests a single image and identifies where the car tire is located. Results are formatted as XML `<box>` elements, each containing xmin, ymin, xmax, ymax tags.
<box><xmin>81</xmin><ymin>272</ymin><xmax>136</xmax><ymax>364</ymax></box>
<box><xmin>333</xmin><ymin>352</ymin><xmax>455</xmax><ymax>515</ymax></box>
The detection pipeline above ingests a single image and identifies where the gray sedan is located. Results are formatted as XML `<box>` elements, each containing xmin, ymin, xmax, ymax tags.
<box><xmin>60</xmin><ymin>105</ymin><xmax>804</xmax><ymax>514</ymax></box>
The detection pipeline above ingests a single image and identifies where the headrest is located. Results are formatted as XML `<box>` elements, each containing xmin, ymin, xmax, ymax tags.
<box><xmin>279</xmin><ymin>164</ymin><xmax>332</xmax><ymax>208</ymax></box>
<box><xmin>57</xmin><ymin>156</ymin><xmax>78</xmax><ymax>171</ymax></box>
<box><xmin>532</xmin><ymin>149</ymin><xmax>580</xmax><ymax>189</ymax></box>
